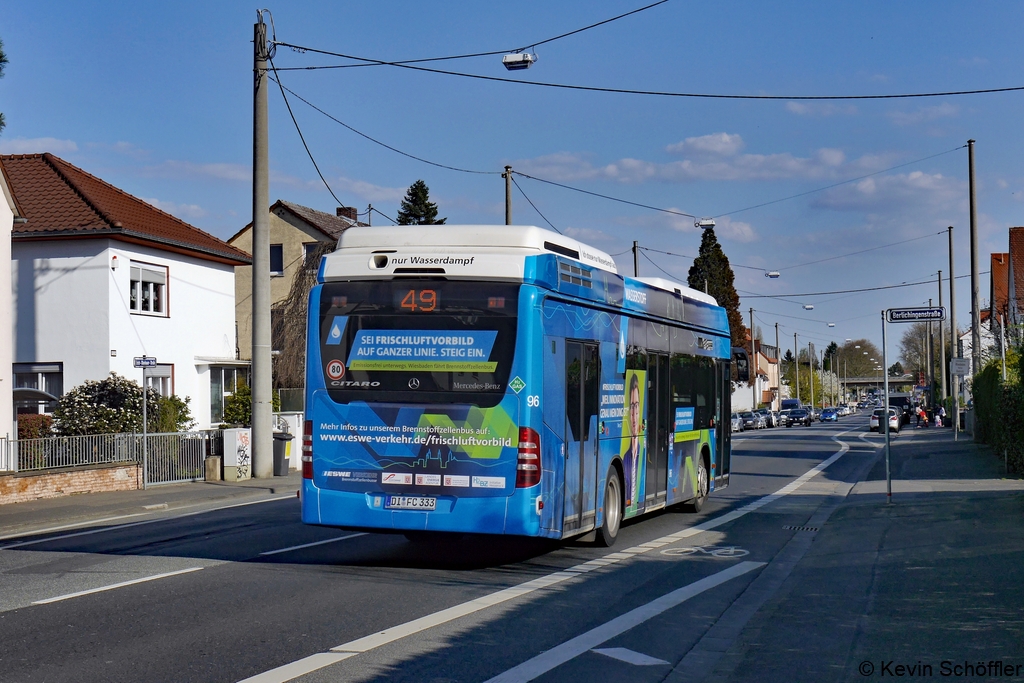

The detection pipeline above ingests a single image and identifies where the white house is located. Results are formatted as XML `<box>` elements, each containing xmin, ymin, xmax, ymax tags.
<box><xmin>2</xmin><ymin>153</ymin><xmax>251</xmax><ymax>430</ymax></box>
<box><xmin>0</xmin><ymin>167</ymin><xmax>13</xmax><ymax>437</ymax></box>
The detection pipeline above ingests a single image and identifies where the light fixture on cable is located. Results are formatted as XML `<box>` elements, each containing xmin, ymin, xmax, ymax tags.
<box><xmin>803</xmin><ymin>304</ymin><xmax>814</xmax><ymax>310</ymax></box>
<box><xmin>695</xmin><ymin>217</ymin><xmax>716</xmax><ymax>230</ymax></box>
<box><xmin>502</xmin><ymin>48</ymin><xmax>537</xmax><ymax>71</ymax></box>
<box><xmin>765</xmin><ymin>271</ymin><xmax>781</xmax><ymax>278</ymax></box>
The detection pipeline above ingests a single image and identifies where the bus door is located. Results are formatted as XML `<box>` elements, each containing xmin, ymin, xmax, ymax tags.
<box><xmin>645</xmin><ymin>353</ymin><xmax>670</xmax><ymax>507</ymax></box>
<box><xmin>564</xmin><ymin>340</ymin><xmax>599</xmax><ymax>534</ymax></box>
<box><xmin>716</xmin><ymin>359</ymin><xmax>731</xmax><ymax>485</ymax></box>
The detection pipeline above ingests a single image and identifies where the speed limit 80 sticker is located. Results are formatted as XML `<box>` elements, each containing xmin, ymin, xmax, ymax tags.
<box><xmin>326</xmin><ymin>360</ymin><xmax>346</xmax><ymax>380</ymax></box>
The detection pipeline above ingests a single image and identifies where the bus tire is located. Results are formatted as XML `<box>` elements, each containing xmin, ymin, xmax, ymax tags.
<box><xmin>686</xmin><ymin>453</ymin><xmax>709</xmax><ymax>513</ymax></box>
<box><xmin>596</xmin><ymin>468</ymin><xmax>622</xmax><ymax>547</ymax></box>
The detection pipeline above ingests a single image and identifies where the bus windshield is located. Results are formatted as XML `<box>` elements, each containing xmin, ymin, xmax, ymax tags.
<box><xmin>318</xmin><ymin>280</ymin><xmax>519</xmax><ymax>408</ymax></box>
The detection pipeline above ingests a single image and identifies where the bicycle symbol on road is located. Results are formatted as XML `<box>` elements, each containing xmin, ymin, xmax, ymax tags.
<box><xmin>661</xmin><ymin>545</ymin><xmax>750</xmax><ymax>559</ymax></box>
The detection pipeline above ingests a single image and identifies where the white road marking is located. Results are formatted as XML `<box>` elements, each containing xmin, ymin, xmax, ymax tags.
<box><xmin>592</xmin><ymin>647</ymin><xmax>669</xmax><ymax>666</ymax></box>
<box><xmin>1</xmin><ymin>495</ymin><xmax>294</xmax><ymax>549</ymax></box>
<box><xmin>259</xmin><ymin>533</ymin><xmax>367</xmax><ymax>556</ymax></box>
<box><xmin>0</xmin><ymin>513</ymin><xmax>149</xmax><ymax>542</ymax></box>
<box><xmin>31</xmin><ymin>567</ymin><xmax>204</xmax><ymax>605</ymax></box>
<box><xmin>235</xmin><ymin>431</ymin><xmax>854</xmax><ymax>683</ymax></box>
<box><xmin>484</xmin><ymin>562</ymin><xmax>763</xmax><ymax>683</ymax></box>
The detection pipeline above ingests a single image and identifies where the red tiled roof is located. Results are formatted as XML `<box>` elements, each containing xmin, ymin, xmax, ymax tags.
<box><xmin>228</xmin><ymin>199</ymin><xmax>365</xmax><ymax>245</ymax></box>
<box><xmin>0</xmin><ymin>153</ymin><xmax>250</xmax><ymax>265</ymax></box>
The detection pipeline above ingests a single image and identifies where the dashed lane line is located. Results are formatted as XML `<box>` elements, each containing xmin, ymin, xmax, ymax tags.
<box><xmin>236</xmin><ymin>429</ymin><xmax>857</xmax><ymax>683</ymax></box>
<box><xmin>31</xmin><ymin>567</ymin><xmax>205</xmax><ymax>605</ymax></box>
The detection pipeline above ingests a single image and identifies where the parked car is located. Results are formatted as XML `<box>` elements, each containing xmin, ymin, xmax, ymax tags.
<box><xmin>820</xmin><ymin>407</ymin><xmax>839</xmax><ymax>422</ymax></box>
<box><xmin>731</xmin><ymin>413</ymin><xmax>744</xmax><ymax>433</ymax></box>
<box><xmin>778</xmin><ymin>409</ymin><xmax>792</xmax><ymax>426</ymax></box>
<box><xmin>740</xmin><ymin>411</ymin><xmax>766</xmax><ymax>430</ymax></box>
<box><xmin>869</xmin><ymin>408</ymin><xmax>901</xmax><ymax>433</ymax></box>
<box><xmin>756</xmin><ymin>408</ymin><xmax>777</xmax><ymax>428</ymax></box>
<box><xmin>786</xmin><ymin>408</ymin><xmax>812</xmax><ymax>427</ymax></box>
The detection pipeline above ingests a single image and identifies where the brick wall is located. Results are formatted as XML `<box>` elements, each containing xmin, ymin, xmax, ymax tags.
<box><xmin>0</xmin><ymin>463</ymin><xmax>141</xmax><ymax>505</ymax></box>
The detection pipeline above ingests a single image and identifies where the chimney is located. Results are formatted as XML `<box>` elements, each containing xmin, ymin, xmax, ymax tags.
<box><xmin>336</xmin><ymin>207</ymin><xmax>357</xmax><ymax>221</ymax></box>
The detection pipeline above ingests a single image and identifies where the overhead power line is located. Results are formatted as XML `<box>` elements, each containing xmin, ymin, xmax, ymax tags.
<box><xmin>779</xmin><ymin>230</ymin><xmax>947</xmax><ymax>272</ymax></box>
<box><xmin>511</xmin><ymin>175</ymin><xmax>562</xmax><ymax>234</ymax></box>
<box><xmin>512</xmin><ymin>171</ymin><xmax>695</xmax><ymax>218</ymax></box>
<box><xmin>743</xmin><ymin>270</ymin><xmax>988</xmax><ymax>299</ymax></box>
<box><xmin>273</xmin><ymin>1</ymin><xmax>669</xmax><ymax>70</ymax></box>
<box><xmin>273</xmin><ymin>42</ymin><xmax>1024</xmax><ymax>101</ymax></box>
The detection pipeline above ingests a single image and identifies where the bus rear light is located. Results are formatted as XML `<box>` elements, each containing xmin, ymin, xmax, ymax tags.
<box><xmin>302</xmin><ymin>420</ymin><xmax>313</xmax><ymax>480</ymax></box>
<box><xmin>516</xmin><ymin>426</ymin><xmax>541</xmax><ymax>488</ymax></box>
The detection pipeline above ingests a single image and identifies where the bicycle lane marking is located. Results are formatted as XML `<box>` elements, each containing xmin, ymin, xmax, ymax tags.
<box><xmin>236</xmin><ymin>429</ymin><xmax>857</xmax><ymax>683</ymax></box>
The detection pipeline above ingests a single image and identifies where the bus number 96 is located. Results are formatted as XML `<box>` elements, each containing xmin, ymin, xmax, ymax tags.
<box><xmin>526</xmin><ymin>395</ymin><xmax>540</xmax><ymax>408</ymax></box>
<box><xmin>399</xmin><ymin>289</ymin><xmax>437</xmax><ymax>312</ymax></box>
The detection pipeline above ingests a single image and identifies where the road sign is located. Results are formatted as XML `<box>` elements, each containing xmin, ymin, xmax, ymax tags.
<box><xmin>133</xmin><ymin>356</ymin><xmax>157</xmax><ymax>368</ymax></box>
<box><xmin>886</xmin><ymin>307</ymin><xmax>946</xmax><ymax>323</ymax></box>
<box><xmin>950</xmin><ymin>357</ymin><xmax>971</xmax><ymax>376</ymax></box>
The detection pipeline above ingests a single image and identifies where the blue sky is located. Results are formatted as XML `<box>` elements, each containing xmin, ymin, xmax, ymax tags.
<box><xmin>3</xmin><ymin>1</ymin><xmax>1023</xmax><ymax>359</ymax></box>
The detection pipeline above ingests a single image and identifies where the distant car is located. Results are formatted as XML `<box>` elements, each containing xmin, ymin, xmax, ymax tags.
<box><xmin>820</xmin><ymin>407</ymin><xmax>839</xmax><ymax>422</ymax></box>
<box><xmin>740</xmin><ymin>411</ymin><xmax>766</xmax><ymax>430</ymax></box>
<box><xmin>756</xmin><ymin>408</ymin><xmax>777</xmax><ymax>428</ymax></box>
<box><xmin>869</xmin><ymin>408</ymin><xmax>900</xmax><ymax>433</ymax></box>
<box><xmin>731</xmin><ymin>413</ymin><xmax>744</xmax><ymax>433</ymax></box>
<box><xmin>778</xmin><ymin>409</ymin><xmax>792</xmax><ymax>426</ymax></box>
<box><xmin>786</xmin><ymin>408</ymin><xmax>812</xmax><ymax>427</ymax></box>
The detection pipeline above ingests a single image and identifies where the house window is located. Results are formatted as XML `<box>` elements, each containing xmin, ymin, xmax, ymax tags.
<box><xmin>130</xmin><ymin>262</ymin><xmax>168</xmax><ymax>316</ymax></box>
<box><xmin>270</xmin><ymin>244</ymin><xmax>284</xmax><ymax>276</ymax></box>
<box><xmin>210</xmin><ymin>365</ymin><xmax>249</xmax><ymax>423</ymax></box>
<box><xmin>143</xmin><ymin>364</ymin><xmax>173</xmax><ymax>397</ymax></box>
<box><xmin>14</xmin><ymin>362</ymin><xmax>63</xmax><ymax>415</ymax></box>
<box><xmin>303</xmin><ymin>242</ymin><xmax>323</xmax><ymax>264</ymax></box>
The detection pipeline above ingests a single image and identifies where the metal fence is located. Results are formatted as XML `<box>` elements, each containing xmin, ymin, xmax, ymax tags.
<box><xmin>0</xmin><ymin>430</ymin><xmax>221</xmax><ymax>487</ymax></box>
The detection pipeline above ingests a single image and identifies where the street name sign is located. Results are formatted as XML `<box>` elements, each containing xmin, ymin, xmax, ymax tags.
<box><xmin>886</xmin><ymin>307</ymin><xmax>946</xmax><ymax>323</ymax></box>
<box><xmin>133</xmin><ymin>356</ymin><xmax>157</xmax><ymax>368</ymax></box>
<box><xmin>950</xmin><ymin>357</ymin><xmax>971</xmax><ymax>376</ymax></box>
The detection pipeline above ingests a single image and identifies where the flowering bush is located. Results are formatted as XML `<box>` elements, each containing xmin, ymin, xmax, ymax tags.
<box><xmin>18</xmin><ymin>413</ymin><xmax>53</xmax><ymax>440</ymax></box>
<box><xmin>53</xmin><ymin>372</ymin><xmax>195</xmax><ymax>435</ymax></box>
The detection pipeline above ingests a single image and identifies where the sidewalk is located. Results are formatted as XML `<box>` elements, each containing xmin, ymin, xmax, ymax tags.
<box><xmin>0</xmin><ymin>470</ymin><xmax>303</xmax><ymax>540</ymax></box>
<box><xmin>703</xmin><ymin>426</ymin><xmax>1024</xmax><ymax>682</ymax></box>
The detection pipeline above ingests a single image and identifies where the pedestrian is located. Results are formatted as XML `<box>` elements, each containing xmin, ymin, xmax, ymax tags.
<box><xmin>915</xmin><ymin>406</ymin><xmax>921</xmax><ymax>428</ymax></box>
<box><xmin>937</xmin><ymin>405</ymin><xmax>945</xmax><ymax>427</ymax></box>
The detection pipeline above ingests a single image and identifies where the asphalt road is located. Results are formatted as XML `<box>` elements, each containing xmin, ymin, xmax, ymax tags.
<box><xmin>0</xmin><ymin>415</ymin><xmax>881</xmax><ymax>683</ymax></box>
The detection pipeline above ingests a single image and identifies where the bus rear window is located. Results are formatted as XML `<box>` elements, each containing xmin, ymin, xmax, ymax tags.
<box><xmin>318</xmin><ymin>281</ymin><xmax>519</xmax><ymax>407</ymax></box>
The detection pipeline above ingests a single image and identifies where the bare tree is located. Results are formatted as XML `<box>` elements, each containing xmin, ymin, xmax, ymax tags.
<box><xmin>271</xmin><ymin>241</ymin><xmax>336</xmax><ymax>390</ymax></box>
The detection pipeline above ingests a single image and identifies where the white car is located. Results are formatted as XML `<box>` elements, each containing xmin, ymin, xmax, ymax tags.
<box><xmin>869</xmin><ymin>408</ymin><xmax>900</xmax><ymax>433</ymax></box>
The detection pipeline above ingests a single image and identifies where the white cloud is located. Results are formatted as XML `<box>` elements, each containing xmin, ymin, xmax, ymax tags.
<box><xmin>152</xmin><ymin>160</ymin><xmax>251</xmax><ymax>182</ymax></box>
<box><xmin>517</xmin><ymin>144</ymin><xmax>880</xmax><ymax>185</ymax></box>
<box><xmin>330</xmin><ymin>176</ymin><xmax>405</xmax><ymax>203</ymax></box>
<box><xmin>666</xmin><ymin>132</ymin><xmax>744</xmax><ymax>156</ymax></box>
<box><xmin>141</xmin><ymin>197</ymin><xmax>207</xmax><ymax>221</ymax></box>
<box><xmin>785</xmin><ymin>102</ymin><xmax>857</xmax><ymax>117</ymax></box>
<box><xmin>563</xmin><ymin>226</ymin><xmax>615</xmax><ymax>243</ymax></box>
<box><xmin>887</xmin><ymin>103</ymin><xmax>959</xmax><ymax>126</ymax></box>
<box><xmin>0</xmin><ymin>137</ymin><xmax>78</xmax><ymax>154</ymax></box>
<box><xmin>813</xmin><ymin>171</ymin><xmax>962</xmax><ymax>212</ymax></box>
<box><xmin>715</xmin><ymin>216</ymin><xmax>758</xmax><ymax>243</ymax></box>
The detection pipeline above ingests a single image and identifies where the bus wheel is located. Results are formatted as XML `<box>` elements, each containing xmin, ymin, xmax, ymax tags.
<box><xmin>596</xmin><ymin>468</ymin><xmax>622</xmax><ymax>547</ymax></box>
<box><xmin>686</xmin><ymin>456</ymin><xmax>709</xmax><ymax>513</ymax></box>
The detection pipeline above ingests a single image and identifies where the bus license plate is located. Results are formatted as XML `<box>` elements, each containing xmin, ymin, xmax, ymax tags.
<box><xmin>385</xmin><ymin>495</ymin><xmax>436</xmax><ymax>511</ymax></box>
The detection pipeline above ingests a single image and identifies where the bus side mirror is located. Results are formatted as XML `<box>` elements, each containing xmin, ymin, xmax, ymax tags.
<box><xmin>731</xmin><ymin>347</ymin><xmax>750</xmax><ymax>383</ymax></box>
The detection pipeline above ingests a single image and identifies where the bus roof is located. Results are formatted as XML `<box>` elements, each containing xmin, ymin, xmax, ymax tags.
<box><xmin>324</xmin><ymin>225</ymin><xmax>618</xmax><ymax>281</ymax></box>
<box><xmin>636</xmin><ymin>276</ymin><xmax>718</xmax><ymax>306</ymax></box>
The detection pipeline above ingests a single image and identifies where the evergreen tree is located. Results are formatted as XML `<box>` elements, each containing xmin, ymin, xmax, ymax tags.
<box><xmin>396</xmin><ymin>180</ymin><xmax>446</xmax><ymax>225</ymax></box>
<box><xmin>687</xmin><ymin>227</ymin><xmax>746</xmax><ymax>349</ymax></box>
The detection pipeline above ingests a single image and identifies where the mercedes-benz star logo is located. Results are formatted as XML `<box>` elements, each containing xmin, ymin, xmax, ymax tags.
<box><xmin>408</xmin><ymin>378</ymin><xmax>421</xmax><ymax>389</ymax></box>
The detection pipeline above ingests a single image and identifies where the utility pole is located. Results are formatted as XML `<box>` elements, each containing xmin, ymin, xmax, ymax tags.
<box><xmin>808</xmin><ymin>341</ymin><xmax>815</xmax><ymax>412</ymax></box>
<box><xmin>632</xmin><ymin>241</ymin><xmax>639</xmax><ymax>277</ymax></box>
<box><xmin>775</xmin><ymin>322</ymin><xmax>780</xmax><ymax>410</ymax></box>
<box><xmin>251</xmin><ymin>12</ymin><xmax>273</xmax><ymax>478</ymax></box>
<box><xmin>938</xmin><ymin>270</ymin><xmax>946</xmax><ymax>401</ymax></box>
<box><xmin>794</xmin><ymin>333</ymin><xmax>800</xmax><ymax>403</ymax></box>
<box><xmin>750</xmin><ymin>308</ymin><xmax>756</xmax><ymax>410</ymax></box>
<box><xmin>927</xmin><ymin>298</ymin><xmax>934</xmax><ymax>409</ymax></box>
<box><xmin>367</xmin><ymin>204</ymin><xmax>372</xmax><ymax>227</ymax></box>
<box><xmin>503</xmin><ymin>166</ymin><xmax>512</xmax><ymax>225</ymax></box>
<box><xmin>968</xmin><ymin>140</ymin><xmax>981</xmax><ymax>386</ymax></box>
<box><xmin>949</xmin><ymin>225</ymin><xmax>959</xmax><ymax>440</ymax></box>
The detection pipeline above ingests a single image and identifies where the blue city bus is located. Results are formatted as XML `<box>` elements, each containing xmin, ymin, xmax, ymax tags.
<box><xmin>301</xmin><ymin>225</ymin><xmax>740</xmax><ymax>545</ymax></box>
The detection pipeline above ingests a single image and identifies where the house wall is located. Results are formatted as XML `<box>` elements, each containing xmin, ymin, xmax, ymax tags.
<box><xmin>13</xmin><ymin>240</ymin><xmax>112</xmax><ymax>388</ymax></box>
<box><xmin>107</xmin><ymin>241</ymin><xmax>236</xmax><ymax>429</ymax></box>
<box><xmin>13</xmin><ymin>239</ymin><xmax>236</xmax><ymax>430</ymax></box>
<box><xmin>231</xmin><ymin>210</ymin><xmax>332</xmax><ymax>360</ymax></box>
<box><xmin>0</xmin><ymin>176</ymin><xmax>13</xmax><ymax>437</ymax></box>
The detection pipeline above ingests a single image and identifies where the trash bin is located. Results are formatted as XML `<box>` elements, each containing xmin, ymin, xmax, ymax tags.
<box><xmin>273</xmin><ymin>431</ymin><xmax>293</xmax><ymax>476</ymax></box>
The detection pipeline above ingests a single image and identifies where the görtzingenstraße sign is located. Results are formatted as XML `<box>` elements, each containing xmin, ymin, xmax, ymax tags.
<box><xmin>886</xmin><ymin>307</ymin><xmax>946</xmax><ymax>323</ymax></box>
<box><xmin>133</xmin><ymin>356</ymin><xmax>158</xmax><ymax>368</ymax></box>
